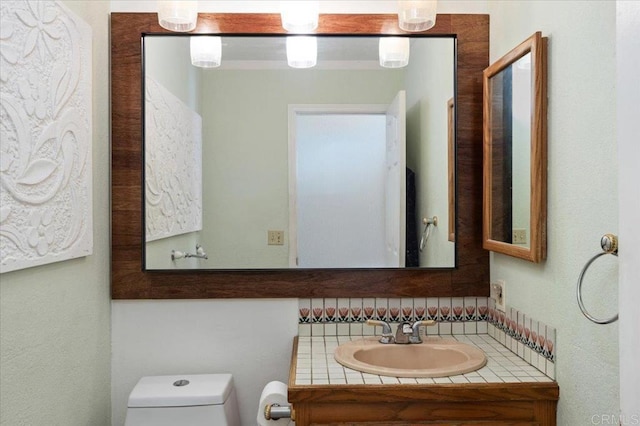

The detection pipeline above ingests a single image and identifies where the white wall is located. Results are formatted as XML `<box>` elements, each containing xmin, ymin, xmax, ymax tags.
<box><xmin>0</xmin><ymin>1</ymin><xmax>112</xmax><ymax>425</ymax></box>
<box><xmin>617</xmin><ymin>0</ymin><xmax>640</xmax><ymax>420</ymax></box>
<box><xmin>488</xmin><ymin>2</ymin><xmax>619</xmax><ymax>424</ymax></box>
<box><xmin>111</xmin><ymin>1</ymin><xmax>489</xmax><ymax>14</ymax></box>
<box><xmin>111</xmin><ymin>300</ymin><xmax>298</xmax><ymax>426</ymax></box>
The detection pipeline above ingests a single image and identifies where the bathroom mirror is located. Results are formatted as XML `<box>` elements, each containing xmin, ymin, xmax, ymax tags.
<box><xmin>111</xmin><ymin>13</ymin><xmax>489</xmax><ymax>299</ymax></box>
<box><xmin>483</xmin><ymin>32</ymin><xmax>547</xmax><ymax>263</ymax></box>
<box><xmin>143</xmin><ymin>35</ymin><xmax>456</xmax><ymax>270</ymax></box>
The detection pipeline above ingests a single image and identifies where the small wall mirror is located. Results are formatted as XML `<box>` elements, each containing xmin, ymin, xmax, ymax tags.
<box><xmin>482</xmin><ymin>32</ymin><xmax>547</xmax><ymax>263</ymax></box>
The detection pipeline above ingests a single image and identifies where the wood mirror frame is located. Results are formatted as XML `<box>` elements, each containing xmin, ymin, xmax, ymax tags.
<box><xmin>111</xmin><ymin>13</ymin><xmax>489</xmax><ymax>299</ymax></box>
<box><xmin>482</xmin><ymin>32</ymin><xmax>547</xmax><ymax>263</ymax></box>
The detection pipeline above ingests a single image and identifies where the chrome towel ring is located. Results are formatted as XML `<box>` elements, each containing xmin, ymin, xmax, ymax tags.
<box><xmin>419</xmin><ymin>216</ymin><xmax>438</xmax><ymax>252</ymax></box>
<box><xmin>576</xmin><ymin>234</ymin><xmax>619</xmax><ymax>325</ymax></box>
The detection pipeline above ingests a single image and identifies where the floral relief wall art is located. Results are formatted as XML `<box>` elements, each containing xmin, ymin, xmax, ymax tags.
<box><xmin>0</xmin><ymin>0</ymin><xmax>93</xmax><ymax>273</ymax></box>
<box><xmin>144</xmin><ymin>76</ymin><xmax>202</xmax><ymax>242</ymax></box>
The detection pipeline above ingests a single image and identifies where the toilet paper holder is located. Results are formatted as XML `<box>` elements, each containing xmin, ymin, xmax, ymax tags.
<box><xmin>264</xmin><ymin>403</ymin><xmax>293</xmax><ymax>421</ymax></box>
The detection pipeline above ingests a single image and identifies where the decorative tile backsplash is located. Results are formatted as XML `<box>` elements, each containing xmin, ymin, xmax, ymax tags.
<box><xmin>487</xmin><ymin>298</ymin><xmax>556</xmax><ymax>379</ymax></box>
<box><xmin>299</xmin><ymin>297</ymin><xmax>490</xmax><ymax>340</ymax></box>
<box><xmin>299</xmin><ymin>297</ymin><xmax>489</xmax><ymax>325</ymax></box>
<box><xmin>298</xmin><ymin>297</ymin><xmax>556</xmax><ymax>380</ymax></box>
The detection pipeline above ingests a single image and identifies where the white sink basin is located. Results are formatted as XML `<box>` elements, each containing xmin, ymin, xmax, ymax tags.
<box><xmin>334</xmin><ymin>336</ymin><xmax>487</xmax><ymax>378</ymax></box>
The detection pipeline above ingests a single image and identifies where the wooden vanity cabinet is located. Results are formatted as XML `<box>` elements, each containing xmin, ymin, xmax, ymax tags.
<box><xmin>287</xmin><ymin>338</ymin><xmax>559</xmax><ymax>426</ymax></box>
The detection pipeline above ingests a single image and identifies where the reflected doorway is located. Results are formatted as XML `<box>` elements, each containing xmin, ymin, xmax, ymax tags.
<box><xmin>288</xmin><ymin>94</ymin><xmax>407</xmax><ymax>268</ymax></box>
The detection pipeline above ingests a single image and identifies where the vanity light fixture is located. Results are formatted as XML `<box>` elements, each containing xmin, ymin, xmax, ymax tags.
<box><xmin>280</xmin><ymin>0</ymin><xmax>319</xmax><ymax>33</ymax></box>
<box><xmin>397</xmin><ymin>0</ymin><xmax>437</xmax><ymax>32</ymax></box>
<box><xmin>157</xmin><ymin>0</ymin><xmax>198</xmax><ymax>32</ymax></box>
<box><xmin>379</xmin><ymin>37</ymin><xmax>410</xmax><ymax>68</ymax></box>
<box><xmin>286</xmin><ymin>36</ymin><xmax>317</xmax><ymax>68</ymax></box>
<box><xmin>190</xmin><ymin>36</ymin><xmax>222</xmax><ymax>68</ymax></box>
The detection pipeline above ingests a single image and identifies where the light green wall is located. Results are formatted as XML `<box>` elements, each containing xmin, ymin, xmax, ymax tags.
<box><xmin>511</xmin><ymin>62</ymin><xmax>532</xmax><ymax>244</ymax></box>
<box><xmin>406</xmin><ymin>38</ymin><xmax>455</xmax><ymax>266</ymax></box>
<box><xmin>199</xmin><ymin>68</ymin><xmax>404</xmax><ymax>268</ymax></box>
<box><xmin>488</xmin><ymin>1</ymin><xmax>619</xmax><ymax>424</ymax></box>
<box><xmin>144</xmin><ymin>36</ymin><xmax>203</xmax><ymax>270</ymax></box>
<box><xmin>145</xmin><ymin>36</ymin><xmax>201</xmax><ymax>111</ymax></box>
<box><xmin>0</xmin><ymin>1</ymin><xmax>111</xmax><ymax>425</ymax></box>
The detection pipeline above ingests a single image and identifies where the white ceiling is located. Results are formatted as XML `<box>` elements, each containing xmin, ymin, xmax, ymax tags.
<box><xmin>220</xmin><ymin>36</ymin><xmax>379</xmax><ymax>62</ymax></box>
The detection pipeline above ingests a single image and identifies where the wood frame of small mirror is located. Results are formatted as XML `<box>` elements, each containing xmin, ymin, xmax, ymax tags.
<box><xmin>111</xmin><ymin>12</ymin><xmax>489</xmax><ymax>299</ymax></box>
<box><xmin>482</xmin><ymin>32</ymin><xmax>547</xmax><ymax>263</ymax></box>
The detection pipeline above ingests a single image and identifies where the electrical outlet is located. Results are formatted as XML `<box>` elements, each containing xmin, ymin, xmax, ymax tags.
<box><xmin>268</xmin><ymin>230</ymin><xmax>284</xmax><ymax>246</ymax></box>
<box><xmin>512</xmin><ymin>228</ymin><xmax>527</xmax><ymax>244</ymax></box>
<box><xmin>491</xmin><ymin>280</ymin><xmax>506</xmax><ymax>312</ymax></box>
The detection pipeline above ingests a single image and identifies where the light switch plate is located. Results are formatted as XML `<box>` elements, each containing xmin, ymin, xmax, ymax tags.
<box><xmin>491</xmin><ymin>280</ymin><xmax>506</xmax><ymax>312</ymax></box>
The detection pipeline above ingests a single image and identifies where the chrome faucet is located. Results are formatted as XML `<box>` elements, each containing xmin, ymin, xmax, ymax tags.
<box><xmin>365</xmin><ymin>319</ymin><xmax>394</xmax><ymax>344</ymax></box>
<box><xmin>366</xmin><ymin>319</ymin><xmax>436</xmax><ymax>344</ymax></box>
<box><xmin>409</xmin><ymin>320</ymin><xmax>436</xmax><ymax>344</ymax></box>
<box><xmin>395</xmin><ymin>321</ymin><xmax>414</xmax><ymax>344</ymax></box>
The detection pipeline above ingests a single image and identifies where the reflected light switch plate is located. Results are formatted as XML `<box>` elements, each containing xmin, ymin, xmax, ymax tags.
<box><xmin>513</xmin><ymin>229</ymin><xmax>527</xmax><ymax>244</ymax></box>
<box><xmin>268</xmin><ymin>230</ymin><xmax>285</xmax><ymax>245</ymax></box>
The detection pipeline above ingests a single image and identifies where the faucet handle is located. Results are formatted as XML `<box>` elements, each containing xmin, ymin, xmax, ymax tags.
<box><xmin>409</xmin><ymin>320</ymin><xmax>437</xmax><ymax>343</ymax></box>
<box><xmin>365</xmin><ymin>319</ymin><xmax>394</xmax><ymax>344</ymax></box>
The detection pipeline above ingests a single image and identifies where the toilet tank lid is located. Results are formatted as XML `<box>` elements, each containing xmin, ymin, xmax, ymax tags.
<box><xmin>128</xmin><ymin>374</ymin><xmax>234</xmax><ymax>407</ymax></box>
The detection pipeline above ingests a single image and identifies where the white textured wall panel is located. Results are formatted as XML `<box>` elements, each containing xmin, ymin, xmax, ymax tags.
<box><xmin>144</xmin><ymin>76</ymin><xmax>203</xmax><ymax>242</ymax></box>
<box><xmin>0</xmin><ymin>0</ymin><xmax>93</xmax><ymax>272</ymax></box>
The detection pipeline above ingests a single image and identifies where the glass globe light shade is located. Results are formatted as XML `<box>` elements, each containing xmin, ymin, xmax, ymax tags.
<box><xmin>397</xmin><ymin>0</ymin><xmax>437</xmax><ymax>32</ymax></box>
<box><xmin>379</xmin><ymin>37</ymin><xmax>410</xmax><ymax>68</ymax></box>
<box><xmin>286</xmin><ymin>36</ymin><xmax>317</xmax><ymax>69</ymax></box>
<box><xmin>157</xmin><ymin>1</ymin><xmax>198</xmax><ymax>32</ymax></box>
<box><xmin>190</xmin><ymin>36</ymin><xmax>222</xmax><ymax>68</ymax></box>
<box><xmin>280</xmin><ymin>1</ymin><xmax>319</xmax><ymax>33</ymax></box>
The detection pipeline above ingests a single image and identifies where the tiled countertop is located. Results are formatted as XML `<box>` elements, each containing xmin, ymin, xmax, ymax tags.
<box><xmin>294</xmin><ymin>334</ymin><xmax>555</xmax><ymax>386</ymax></box>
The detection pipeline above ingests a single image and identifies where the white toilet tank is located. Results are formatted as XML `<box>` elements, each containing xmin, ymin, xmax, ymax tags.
<box><xmin>124</xmin><ymin>374</ymin><xmax>240</xmax><ymax>426</ymax></box>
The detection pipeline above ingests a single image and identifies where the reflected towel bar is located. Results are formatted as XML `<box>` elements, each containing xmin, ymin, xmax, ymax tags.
<box><xmin>171</xmin><ymin>244</ymin><xmax>208</xmax><ymax>261</ymax></box>
<box><xmin>419</xmin><ymin>216</ymin><xmax>438</xmax><ymax>252</ymax></box>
